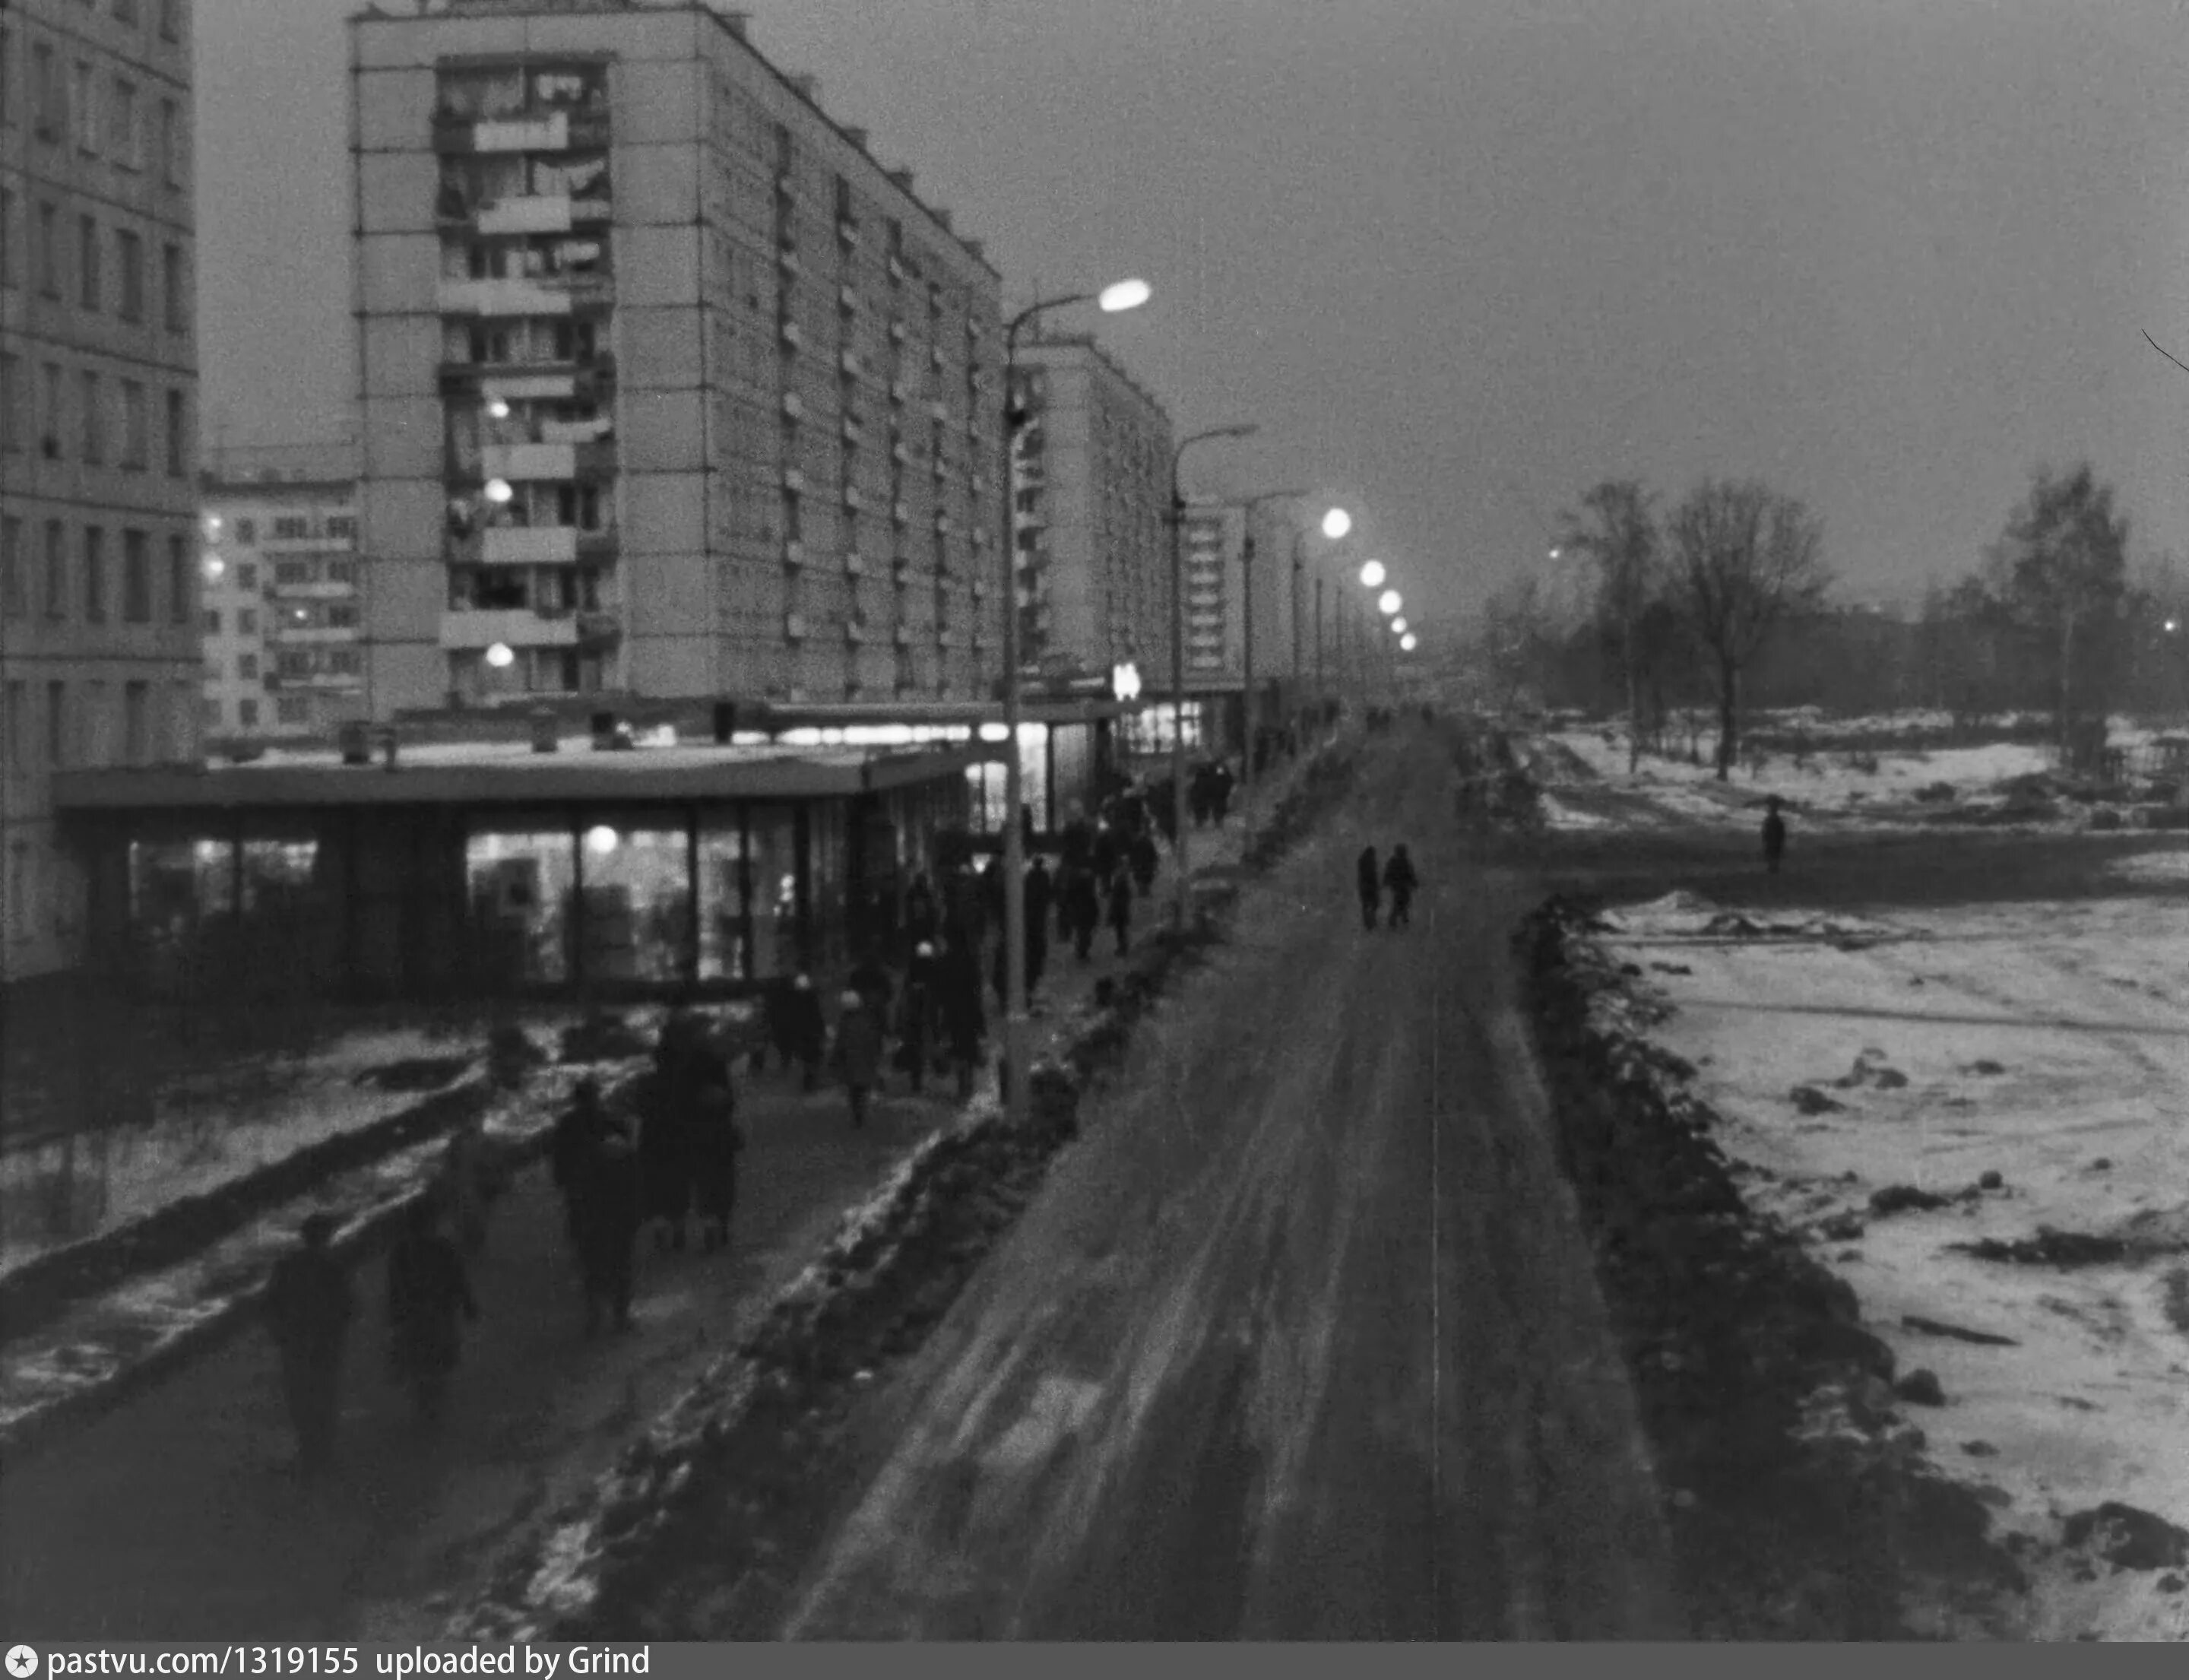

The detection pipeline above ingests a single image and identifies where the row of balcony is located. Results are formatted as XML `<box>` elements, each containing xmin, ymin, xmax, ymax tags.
<box><xmin>437</xmin><ymin>189</ymin><xmax>613</xmax><ymax>235</ymax></box>
<box><xmin>434</xmin><ymin>109</ymin><xmax>610</xmax><ymax>157</ymax></box>
<box><xmin>778</xmin><ymin>541</ymin><xmax>990</xmax><ymax>584</ymax></box>
<box><xmin>439</xmin><ymin>607</ymin><xmax>622</xmax><ymax>651</ymax></box>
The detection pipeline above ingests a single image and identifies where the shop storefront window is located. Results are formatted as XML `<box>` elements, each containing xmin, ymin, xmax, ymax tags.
<box><xmin>808</xmin><ymin>801</ymin><xmax>847</xmax><ymax>971</ymax></box>
<box><xmin>1050</xmin><ymin>724</ymin><xmax>1091</xmax><ymax>826</ymax></box>
<box><xmin>467</xmin><ymin>823</ymin><xmax>575</xmax><ymax>985</ymax></box>
<box><xmin>965</xmin><ymin>762</ymin><xmax>1008</xmax><ymax>834</ymax></box>
<box><xmin>696</xmin><ymin>814</ymin><xmax>749</xmax><ymax>981</ymax></box>
<box><xmin>577</xmin><ymin>818</ymin><xmax>690</xmax><ymax>983</ymax></box>
<box><xmin>238</xmin><ymin>834</ymin><xmax>333</xmax><ymax>992</ymax></box>
<box><xmin>746</xmin><ymin>806</ymin><xmax>801</xmax><ymax>978</ymax></box>
<box><xmin>128</xmin><ymin>835</ymin><xmax>234</xmax><ymax>991</ymax></box>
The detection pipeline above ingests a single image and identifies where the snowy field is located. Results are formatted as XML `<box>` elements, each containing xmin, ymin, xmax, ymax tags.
<box><xmin>1595</xmin><ymin>885</ymin><xmax>2189</xmax><ymax>1641</ymax></box>
<box><xmin>0</xmin><ymin>1027</ymin><xmax>477</xmax><ymax>1279</ymax></box>
<box><xmin>1545</xmin><ymin>712</ymin><xmax>2182</xmax><ymax>835</ymax></box>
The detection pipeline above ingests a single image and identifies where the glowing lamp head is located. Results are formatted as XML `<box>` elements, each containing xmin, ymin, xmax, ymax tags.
<box><xmin>202</xmin><ymin>554</ymin><xmax>225</xmax><ymax>582</ymax></box>
<box><xmin>1359</xmin><ymin>559</ymin><xmax>1386</xmax><ymax>589</ymax></box>
<box><xmin>483</xmin><ymin>478</ymin><xmax>515</xmax><ymax>506</ymax></box>
<box><xmin>1392</xmin><ymin>617</ymin><xmax>1408</xmax><ymax>635</ymax></box>
<box><xmin>1321</xmin><ymin>508</ymin><xmax>1351</xmax><ymax>540</ymax></box>
<box><xmin>2168</xmin><ymin>619</ymin><xmax>2181</xmax><ymax>634</ymax></box>
<box><xmin>584</xmin><ymin>824</ymin><xmax>619</xmax><ymax>856</ymax></box>
<box><xmin>1098</xmin><ymin>277</ymin><xmax>1152</xmax><ymax>313</ymax></box>
<box><xmin>486</xmin><ymin>398</ymin><xmax>512</xmax><ymax>420</ymax></box>
<box><xmin>1400</xmin><ymin>633</ymin><xmax>1418</xmax><ymax>652</ymax></box>
<box><xmin>484</xmin><ymin>642</ymin><xmax>516</xmax><ymax>669</ymax></box>
<box><xmin>202</xmin><ymin>515</ymin><xmax>223</xmax><ymax>539</ymax></box>
<box><xmin>1378</xmin><ymin>589</ymin><xmax>1402</xmax><ymax>617</ymax></box>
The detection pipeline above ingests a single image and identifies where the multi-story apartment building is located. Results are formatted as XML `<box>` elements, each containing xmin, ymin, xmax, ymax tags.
<box><xmin>1180</xmin><ymin>501</ymin><xmax>1242</xmax><ymax>685</ymax></box>
<box><xmin>1007</xmin><ymin>334</ymin><xmax>1171</xmax><ymax>685</ymax></box>
<box><xmin>349</xmin><ymin>0</ymin><xmax>1004</xmax><ymax>717</ymax></box>
<box><xmin>2</xmin><ymin>0</ymin><xmax>202</xmax><ymax>985</ymax></box>
<box><xmin>200</xmin><ymin>439</ymin><xmax>365</xmax><ymax>743</ymax></box>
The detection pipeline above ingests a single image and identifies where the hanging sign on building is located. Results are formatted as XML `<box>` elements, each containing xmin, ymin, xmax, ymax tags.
<box><xmin>1111</xmin><ymin>661</ymin><xmax>1142</xmax><ymax>702</ymax></box>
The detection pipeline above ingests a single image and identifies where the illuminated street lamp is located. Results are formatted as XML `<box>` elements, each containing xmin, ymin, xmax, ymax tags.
<box><xmin>997</xmin><ymin>277</ymin><xmax>1153</xmax><ymax>1127</ymax></box>
<box><xmin>1359</xmin><ymin>559</ymin><xmax>1386</xmax><ymax>589</ymax></box>
<box><xmin>1391</xmin><ymin>617</ymin><xmax>1408</xmax><ymax>636</ymax></box>
<box><xmin>484</xmin><ymin>478</ymin><xmax>514</xmax><ymax>506</ymax></box>
<box><xmin>1400</xmin><ymin>632</ymin><xmax>1418</xmax><ymax>652</ymax></box>
<box><xmin>485</xmin><ymin>642</ymin><xmax>515</xmax><ymax>669</ymax></box>
<box><xmin>1378</xmin><ymin>588</ymin><xmax>1402</xmax><ymax>617</ymax></box>
<box><xmin>1322</xmin><ymin>507</ymin><xmax>1351</xmax><ymax>540</ymax></box>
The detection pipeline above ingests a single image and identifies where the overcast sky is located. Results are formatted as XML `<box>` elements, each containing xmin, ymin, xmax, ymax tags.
<box><xmin>199</xmin><ymin>0</ymin><xmax>2189</xmax><ymax>639</ymax></box>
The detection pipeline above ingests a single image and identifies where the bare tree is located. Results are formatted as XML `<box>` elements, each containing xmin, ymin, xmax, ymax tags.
<box><xmin>1557</xmin><ymin>480</ymin><xmax>1659</xmax><ymax>771</ymax></box>
<box><xmin>1987</xmin><ymin>463</ymin><xmax>2128</xmax><ymax>770</ymax></box>
<box><xmin>1667</xmin><ymin>479</ymin><xmax>1830</xmax><ymax>779</ymax></box>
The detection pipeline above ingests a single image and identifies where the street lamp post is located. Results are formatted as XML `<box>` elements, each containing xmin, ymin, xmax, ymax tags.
<box><xmin>1230</xmin><ymin>488</ymin><xmax>1305</xmax><ymax>841</ymax></box>
<box><xmin>1167</xmin><ymin>424</ymin><xmax>1259</xmax><ymax>932</ymax></box>
<box><xmin>997</xmin><ymin>278</ymin><xmax>1148</xmax><ymax>1127</ymax></box>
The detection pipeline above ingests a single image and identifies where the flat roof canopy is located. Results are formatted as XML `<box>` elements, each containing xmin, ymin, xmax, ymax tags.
<box><xmin>52</xmin><ymin>737</ymin><xmax>983</xmax><ymax>813</ymax></box>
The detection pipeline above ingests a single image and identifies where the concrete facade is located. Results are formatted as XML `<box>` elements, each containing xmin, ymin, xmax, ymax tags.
<box><xmin>1</xmin><ymin>0</ymin><xmax>202</xmax><ymax>984</ymax></box>
<box><xmin>201</xmin><ymin>439</ymin><xmax>365</xmax><ymax>745</ymax></box>
<box><xmin>348</xmin><ymin>0</ymin><xmax>1004</xmax><ymax>721</ymax></box>
<box><xmin>1008</xmin><ymin>336</ymin><xmax>1171</xmax><ymax>687</ymax></box>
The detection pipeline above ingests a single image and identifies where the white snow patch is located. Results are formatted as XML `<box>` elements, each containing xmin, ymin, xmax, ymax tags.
<box><xmin>2105</xmin><ymin>849</ymin><xmax>2189</xmax><ymax>885</ymax></box>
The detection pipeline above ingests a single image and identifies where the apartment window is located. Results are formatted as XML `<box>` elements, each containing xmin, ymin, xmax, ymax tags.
<box><xmin>237</xmin><ymin>562</ymin><xmax>257</xmax><ymax>588</ymax></box>
<box><xmin>237</xmin><ymin>653</ymin><xmax>258</xmax><ymax>680</ymax></box>
<box><xmin>327</xmin><ymin>516</ymin><xmax>356</xmax><ymax>540</ymax></box>
<box><xmin>5</xmin><ymin>683</ymin><xmax>21</xmax><ymax>775</ymax></box>
<box><xmin>71</xmin><ymin>62</ymin><xmax>97</xmax><ymax>154</ymax></box>
<box><xmin>36</xmin><ymin>201</ymin><xmax>59</xmax><ymax>296</ymax></box>
<box><xmin>117</xmin><ymin>230</ymin><xmax>144</xmax><ymax>319</ymax></box>
<box><xmin>83</xmin><ymin>526</ymin><xmax>106</xmax><ymax>621</ymax></box>
<box><xmin>239</xmin><ymin>698</ymin><xmax>259</xmax><ymax>729</ymax></box>
<box><xmin>275</xmin><ymin>696</ymin><xmax>309</xmax><ymax>725</ymax></box>
<box><xmin>121</xmin><ymin>380</ymin><xmax>147</xmax><ymax>468</ymax></box>
<box><xmin>32</xmin><ymin>43</ymin><xmax>59</xmax><ymax>142</ymax></box>
<box><xmin>0</xmin><ymin>518</ymin><xmax>21</xmax><ymax>616</ymax></box>
<box><xmin>326</xmin><ymin>559</ymin><xmax>356</xmax><ymax>585</ymax></box>
<box><xmin>47</xmin><ymin>682</ymin><xmax>66</xmax><ymax>767</ymax></box>
<box><xmin>40</xmin><ymin>362</ymin><xmax>62</xmax><ymax>458</ymax></box>
<box><xmin>272</xmin><ymin>516</ymin><xmax>309</xmax><ymax>540</ymax></box>
<box><xmin>43</xmin><ymin>521</ymin><xmax>67</xmax><ymax>618</ymax></box>
<box><xmin>116</xmin><ymin>0</ymin><xmax>142</xmax><ymax>27</ymax></box>
<box><xmin>163</xmin><ymin>242</ymin><xmax>186</xmax><ymax>330</ymax></box>
<box><xmin>0</xmin><ymin>29</ymin><xmax>11</xmax><ymax>129</ymax></box>
<box><xmin>108</xmin><ymin>77</ymin><xmax>138</xmax><ymax>168</ymax></box>
<box><xmin>79</xmin><ymin>370</ymin><xmax>103</xmax><ymax>462</ymax></box>
<box><xmin>123</xmin><ymin>529</ymin><xmax>150</xmax><ymax>620</ymax></box>
<box><xmin>203</xmin><ymin>607</ymin><xmax>219</xmax><ymax>633</ymax></box>
<box><xmin>235</xmin><ymin>520</ymin><xmax>255</xmax><ymax>546</ymax></box>
<box><xmin>0</xmin><ymin>189</ymin><xmax>14</xmax><ymax>287</ymax></box>
<box><xmin>159</xmin><ymin>98</ymin><xmax>182</xmax><ymax>187</ymax></box>
<box><xmin>237</xmin><ymin>607</ymin><xmax>257</xmax><ymax>635</ymax></box>
<box><xmin>78</xmin><ymin>213</ymin><xmax>100</xmax><ymax>310</ymax></box>
<box><xmin>123</xmin><ymin>683</ymin><xmax>147</xmax><ymax>766</ymax></box>
<box><xmin>0</xmin><ymin>355</ymin><xmax>18</xmax><ymax>453</ymax></box>
<box><xmin>164</xmin><ymin>387</ymin><xmax>186</xmax><ymax>474</ymax></box>
<box><xmin>160</xmin><ymin>0</ymin><xmax>183</xmax><ymax>43</ymax></box>
<box><xmin>272</xmin><ymin>560</ymin><xmax>309</xmax><ymax>586</ymax></box>
<box><xmin>168</xmin><ymin>534</ymin><xmax>188</xmax><ymax>623</ymax></box>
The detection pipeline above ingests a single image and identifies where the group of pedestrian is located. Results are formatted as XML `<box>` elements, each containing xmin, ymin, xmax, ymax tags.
<box><xmin>1354</xmin><ymin>843</ymin><xmax>1420</xmax><ymax>930</ymax></box>
<box><xmin>1188</xmin><ymin>759</ymin><xmax>1237</xmax><ymax>827</ymax></box>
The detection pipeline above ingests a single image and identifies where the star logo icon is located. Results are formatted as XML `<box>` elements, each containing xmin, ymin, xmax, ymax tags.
<box><xmin>6</xmin><ymin>1647</ymin><xmax>39</xmax><ymax>1678</ymax></box>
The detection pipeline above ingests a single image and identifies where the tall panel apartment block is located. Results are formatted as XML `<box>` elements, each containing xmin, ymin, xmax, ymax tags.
<box><xmin>348</xmin><ymin>0</ymin><xmax>1004</xmax><ymax>716</ymax></box>
<box><xmin>2</xmin><ymin>0</ymin><xmax>203</xmax><ymax>983</ymax></box>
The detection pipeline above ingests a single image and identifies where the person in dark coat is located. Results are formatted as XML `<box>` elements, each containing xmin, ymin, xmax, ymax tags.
<box><xmin>1091</xmin><ymin>820</ymin><xmax>1121</xmax><ymax>885</ymax></box>
<box><xmin>385</xmin><ymin>1197</ymin><xmax>477</xmax><ymax>1425</ymax></box>
<box><xmin>1129</xmin><ymin>829</ymin><xmax>1158</xmax><ymax>895</ymax></box>
<box><xmin>1107</xmin><ymin>868</ymin><xmax>1134</xmax><ymax>957</ymax></box>
<box><xmin>847</xmin><ymin>947</ymin><xmax>895</xmax><ymax>1020</ymax></box>
<box><xmin>1065</xmin><ymin>866</ymin><xmax>1102</xmax><ymax>963</ymax></box>
<box><xmin>1210</xmin><ymin>761</ymin><xmax>1235</xmax><ymax>825</ymax></box>
<box><xmin>1383</xmin><ymin>844</ymin><xmax>1419</xmax><ymax>929</ymax></box>
<box><xmin>833</xmin><ymin>990</ymin><xmax>885</xmax><ymax>1128</ymax></box>
<box><xmin>897</xmin><ymin>942</ymin><xmax>939</xmax><ymax>1094</ymax></box>
<box><xmin>1060</xmin><ymin>812</ymin><xmax>1094</xmax><ymax>876</ymax></box>
<box><xmin>637</xmin><ymin>1037</ymin><xmax>695</xmax><ymax>1252</ymax></box>
<box><xmin>265</xmin><ymin>1210</ymin><xmax>353</xmax><ymax>1479</ymax></box>
<box><xmin>564</xmin><ymin>1092</ymin><xmax>642</xmax><ymax>1334</ymax></box>
<box><xmin>901</xmin><ymin>872</ymin><xmax>939</xmax><ymax>953</ymax></box>
<box><xmin>1189</xmin><ymin>763</ymin><xmax>1212</xmax><ymax>828</ymax></box>
<box><xmin>979</xmin><ymin>856</ymin><xmax>1006</xmax><ymax>933</ymax></box>
<box><xmin>550</xmin><ymin>1075</ymin><xmax>613</xmax><ymax>1240</ymax></box>
<box><xmin>937</xmin><ymin>937</ymin><xmax>987</xmax><ymax>1102</ymax></box>
<box><xmin>1762</xmin><ymin>796</ymin><xmax>1788</xmax><ymax>874</ymax></box>
<box><xmin>1022</xmin><ymin>858</ymin><xmax>1053</xmax><ymax>994</ymax></box>
<box><xmin>679</xmin><ymin>1025</ymin><xmax>740</xmax><ymax>1253</ymax></box>
<box><xmin>775</xmin><ymin>973</ymin><xmax>825</xmax><ymax>1089</ymax></box>
<box><xmin>1356</xmin><ymin>845</ymin><xmax>1381</xmax><ymax>930</ymax></box>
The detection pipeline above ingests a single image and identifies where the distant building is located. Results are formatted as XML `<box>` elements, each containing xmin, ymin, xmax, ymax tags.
<box><xmin>200</xmin><ymin>441</ymin><xmax>364</xmax><ymax>745</ymax></box>
<box><xmin>1006</xmin><ymin>336</ymin><xmax>1172</xmax><ymax>690</ymax></box>
<box><xmin>2</xmin><ymin>0</ymin><xmax>203</xmax><ymax>986</ymax></box>
<box><xmin>347</xmin><ymin>0</ymin><xmax>1004</xmax><ymax>717</ymax></box>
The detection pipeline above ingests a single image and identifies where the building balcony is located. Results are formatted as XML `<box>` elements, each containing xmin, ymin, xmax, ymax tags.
<box><xmin>477</xmin><ymin>440</ymin><xmax>607</xmax><ymax>481</ymax></box>
<box><xmin>781</xmin><ymin>391</ymin><xmax>803</xmax><ymax>419</ymax></box>
<box><xmin>893</xmin><ymin>623</ymin><xmax>914</xmax><ymax>647</ymax></box>
<box><xmin>844</xmin><ymin>620</ymin><xmax>867</xmax><ymax>645</ymax></box>
<box><xmin>464</xmin><ymin>111</ymin><xmax>571</xmax><ymax>154</ymax></box>
<box><xmin>779</xmin><ymin>319</ymin><xmax>803</xmax><ymax>350</ymax></box>
<box><xmin>440</xmin><ymin>353</ymin><xmax>615</xmax><ymax>395</ymax></box>
<box><xmin>838</xmin><ymin>219</ymin><xmax>860</xmax><ymax>247</ymax></box>
<box><xmin>886</xmin><ymin>255</ymin><xmax>905</xmax><ymax>283</ymax></box>
<box><xmin>782</xmin><ymin>538</ymin><xmax>804</xmax><ymax>568</ymax></box>
<box><xmin>784</xmin><ymin>612</ymin><xmax>807</xmax><ymax>642</ymax></box>
<box><xmin>575</xmin><ymin>611</ymin><xmax>621</xmax><ymax>648</ymax></box>
<box><xmin>842</xmin><ymin>485</ymin><xmax>863</xmax><ymax>511</ymax></box>
<box><xmin>778</xmin><ymin>246</ymin><xmax>801</xmax><ymax>277</ymax></box>
<box><xmin>892</xmin><ymin>555</ymin><xmax>915</xmax><ymax>579</ymax></box>
<box><xmin>891</xmin><ymin>500</ymin><xmax>909</xmax><ymax>525</ymax></box>
<box><xmin>268</xmin><ymin>623</ymin><xmax>360</xmax><ymax>646</ymax></box>
<box><xmin>475</xmin><ymin>525</ymin><xmax>581</xmax><ymax>566</ymax></box>
<box><xmin>474</xmin><ymin>193</ymin><xmax>579</xmax><ymax>236</ymax></box>
<box><xmin>440</xmin><ymin>607</ymin><xmax>580</xmax><ymax>651</ymax></box>
<box><xmin>844</xmin><ymin>551</ymin><xmax>866</xmax><ymax>576</ymax></box>
<box><xmin>889</xmin><ymin>319</ymin><xmax>907</xmax><ymax>344</ymax></box>
<box><xmin>891</xmin><ymin>442</ymin><xmax>910</xmax><ymax>466</ymax></box>
<box><xmin>838</xmin><ymin>284</ymin><xmax>860</xmax><ymax>313</ymax></box>
<box><xmin>782</xmin><ymin>466</ymin><xmax>805</xmax><ymax>493</ymax></box>
<box><xmin>839</xmin><ymin>349</ymin><xmax>861</xmax><ymax>376</ymax></box>
<box><xmin>889</xmin><ymin>379</ymin><xmax>908</xmax><ymax>404</ymax></box>
<box><xmin>841</xmin><ymin>414</ymin><xmax>864</xmax><ymax>443</ymax></box>
<box><xmin>280</xmin><ymin>670</ymin><xmax>366</xmax><ymax>692</ymax></box>
<box><xmin>267</xmin><ymin>578</ymin><xmax>358</xmax><ymax>601</ymax></box>
<box><xmin>437</xmin><ymin>277</ymin><xmax>576</xmax><ymax>318</ymax></box>
<box><xmin>929</xmin><ymin>401</ymin><xmax>949</xmax><ymax>423</ymax></box>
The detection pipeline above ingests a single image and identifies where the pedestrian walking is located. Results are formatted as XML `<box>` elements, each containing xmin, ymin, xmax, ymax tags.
<box><xmin>847</xmin><ymin>946</ymin><xmax>895</xmax><ymax>1022</ymax></box>
<box><xmin>550</xmin><ymin>1074</ymin><xmax>613</xmax><ymax>1241</ymax></box>
<box><xmin>1107</xmin><ymin>868</ymin><xmax>1134</xmax><ymax>956</ymax></box>
<box><xmin>833</xmin><ymin>989</ymin><xmax>885</xmax><ymax>1128</ymax></box>
<box><xmin>637</xmin><ymin>1029</ymin><xmax>695</xmax><ymax>1252</ymax></box>
<box><xmin>938</xmin><ymin>937</ymin><xmax>987</xmax><ymax>1102</ymax></box>
<box><xmin>901</xmin><ymin>871</ymin><xmax>939</xmax><ymax>953</ymax></box>
<box><xmin>1129</xmin><ymin>828</ymin><xmax>1158</xmax><ymax>895</ymax></box>
<box><xmin>1066</xmin><ymin>866</ymin><xmax>1102</xmax><ymax>963</ymax></box>
<box><xmin>680</xmin><ymin>1025</ymin><xmax>741</xmax><ymax>1253</ymax></box>
<box><xmin>1091</xmin><ymin>820</ymin><xmax>1120</xmax><ymax>885</ymax></box>
<box><xmin>1356</xmin><ymin>845</ymin><xmax>1382</xmax><ymax>930</ymax></box>
<box><xmin>1383</xmin><ymin>844</ymin><xmax>1419</xmax><ymax>929</ymax></box>
<box><xmin>896</xmin><ymin>942</ymin><xmax>939</xmax><ymax>1094</ymax></box>
<box><xmin>436</xmin><ymin>1114</ymin><xmax>495</xmax><ymax>1257</ymax></box>
<box><xmin>1023</xmin><ymin>857</ymin><xmax>1053</xmax><ymax>996</ymax></box>
<box><xmin>561</xmin><ymin>1084</ymin><xmax>642</xmax><ymax>1334</ymax></box>
<box><xmin>264</xmin><ymin>1211</ymin><xmax>353</xmax><ymax>1479</ymax></box>
<box><xmin>385</xmin><ymin>1197</ymin><xmax>478</xmax><ymax>1425</ymax></box>
<box><xmin>1210</xmin><ymin>761</ymin><xmax>1235</xmax><ymax>825</ymax></box>
<box><xmin>1762</xmin><ymin>796</ymin><xmax>1788</xmax><ymax>875</ymax></box>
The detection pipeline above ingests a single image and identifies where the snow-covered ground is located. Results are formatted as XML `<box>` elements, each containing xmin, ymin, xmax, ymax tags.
<box><xmin>1595</xmin><ymin>886</ymin><xmax>2189</xmax><ymax>1641</ymax></box>
<box><xmin>0</xmin><ymin>1027</ymin><xmax>478</xmax><ymax>1279</ymax></box>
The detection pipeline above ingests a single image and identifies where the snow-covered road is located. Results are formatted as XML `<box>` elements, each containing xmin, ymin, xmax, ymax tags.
<box><xmin>730</xmin><ymin>731</ymin><xmax>1681</xmax><ymax>1639</ymax></box>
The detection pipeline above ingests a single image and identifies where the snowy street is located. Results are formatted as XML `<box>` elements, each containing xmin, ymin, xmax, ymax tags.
<box><xmin>698</xmin><ymin>729</ymin><xmax>1681</xmax><ymax>1639</ymax></box>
